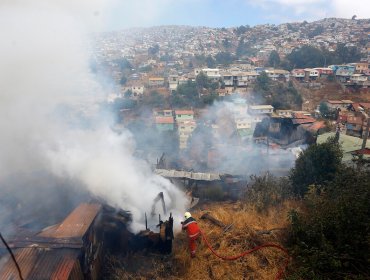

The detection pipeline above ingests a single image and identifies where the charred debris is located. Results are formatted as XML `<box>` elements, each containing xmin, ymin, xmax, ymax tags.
<box><xmin>0</xmin><ymin>200</ymin><xmax>174</xmax><ymax>280</ymax></box>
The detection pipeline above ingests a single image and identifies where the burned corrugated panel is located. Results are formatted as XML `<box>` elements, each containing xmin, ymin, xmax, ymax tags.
<box><xmin>155</xmin><ymin>169</ymin><xmax>222</xmax><ymax>181</ymax></box>
<box><xmin>38</xmin><ymin>203</ymin><xmax>101</xmax><ymax>239</ymax></box>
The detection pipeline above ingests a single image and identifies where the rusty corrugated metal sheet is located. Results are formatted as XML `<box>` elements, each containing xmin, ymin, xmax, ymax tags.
<box><xmin>0</xmin><ymin>248</ymin><xmax>36</xmax><ymax>280</ymax></box>
<box><xmin>0</xmin><ymin>248</ymin><xmax>82</xmax><ymax>280</ymax></box>
<box><xmin>38</xmin><ymin>203</ymin><xmax>101</xmax><ymax>239</ymax></box>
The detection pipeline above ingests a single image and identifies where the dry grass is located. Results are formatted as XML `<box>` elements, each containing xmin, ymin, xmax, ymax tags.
<box><xmin>105</xmin><ymin>200</ymin><xmax>299</xmax><ymax>280</ymax></box>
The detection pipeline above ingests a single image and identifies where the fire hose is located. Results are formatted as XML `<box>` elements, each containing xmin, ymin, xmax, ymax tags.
<box><xmin>0</xmin><ymin>232</ymin><xmax>24</xmax><ymax>280</ymax></box>
<box><xmin>198</xmin><ymin>229</ymin><xmax>290</xmax><ymax>280</ymax></box>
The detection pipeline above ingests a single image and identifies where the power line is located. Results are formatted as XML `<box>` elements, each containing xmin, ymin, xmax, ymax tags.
<box><xmin>0</xmin><ymin>232</ymin><xmax>24</xmax><ymax>280</ymax></box>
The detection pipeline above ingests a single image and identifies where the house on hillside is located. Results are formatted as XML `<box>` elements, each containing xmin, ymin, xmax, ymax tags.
<box><xmin>314</xmin><ymin>67</ymin><xmax>333</xmax><ymax>77</ymax></box>
<box><xmin>248</xmin><ymin>105</ymin><xmax>274</xmax><ymax>123</ymax></box>
<box><xmin>131</xmin><ymin>84</ymin><xmax>145</xmax><ymax>97</ymax></box>
<box><xmin>194</xmin><ymin>68</ymin><xmax>221</xmax><ymax>82</ymax></box>
<box><xmin>325</xmin><ymin>100</ymin><xmax>353</xmax><ymax>111</ymax></box>
<box><xmin>304</xmin><ymin>68</ymin><xmax>319</xmax><ymax>80</ymax></box>
<box><xmin>168</xmin><ymin>74</ymin><xmax>179</xmax><ymax>92</ymax></box>
<box><xmin>265</xmin><ymin>69</ymin><xmax>290</xmax><ymax>82</ymax></box>
<box><xmin>350</xmin><ymin>74</ymin><xmax>368</xmax><ymax>84</ymax></box>
<box><xmin>148</xmin><ymin>77</ymin><xmax>165</xmax><ymax>87</ymax></box>
<box><xmin>248</xmin><ymin>105</ymin><xmax>274</xmax><ymax>115</ymax></box>
<box><xmin>348</xmin><ymin>62</ymin><xmax>369</xmax><ymax>73</ymax></box>
<box><xmin>291</xmin><ymin>69</ymin><xmax>305</xmax><ymax>81</ymax></box>
<box><xmin>175</xmin><ymin>110</ymin><xmax>194</xmax><ymax>122</ymax></box>
<box><xmin>276</xmin><ymin>110</ymin><xmax>293</xmax><ymax>118</ymax></box>
<box><xmin>155</xmin><ymin>116</ymin><xmax>175</xmax><ymax>132</ymax></box>
<box><xmin>346</xmin><ymin>114</ymin><xmax>364</xmax><ymax>137</ymax></box>
<box><xmin>178</xmin><ymin>120</ymin><xmax>196</xmax><ymax>149</ymax></box>
<box><xmin>154</xmin><ymin>109</ymin><xmax>173</xmax><ymax>117</ymax></box>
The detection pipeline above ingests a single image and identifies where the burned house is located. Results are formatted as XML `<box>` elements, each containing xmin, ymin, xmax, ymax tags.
<box><xmin>155</xmin><ymin>168</ymin><xmax>246</xmax><ymax>200</ymax></box>
<box><xmin>254</xmin><ymin>113</ymin><xmax>318</xmax><ymax>147</ymax></box>
<box><xmin>0</xmin><ymin>202</ymin><xmax>173</xmax><ymax>280</ymax></box>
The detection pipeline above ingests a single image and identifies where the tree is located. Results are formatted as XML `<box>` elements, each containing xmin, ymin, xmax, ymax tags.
<box><xmin>236</xmin><ymin>38</ymin><xmax>256</xmax><ymax>58</ymax></box>
<box><xmin>175</xmin><ymin>81</ymin><xmax>199</xmax><ymax>107</ymax></box>
<box><xmin>201</xmin><ymin>93</ymin><xmax>219</xmax><ymax>106</ymax></box>
<box><xmin>286</xmin><ymin>45</ymin><xmax>325</xmax><ymax>68</ymax></box>
<box><xmin>116</xmin><ymin>58</ymin><xmax>133</xmax><ymax>72</ymax></box>
<box><xmin>288</xmin><ymin>167</ymin><xmax>370</xmax><ymax>279</ymax></box>
<box><xmin>290</xmin><ymin>138</ymin><xmax>343</xmax><ymax>197</ymax></box>
<box><xmin>143</xmin><ymin>90</ymin><xmax>165</xmax><ymax>108</ymax></box>
<box><xmin>308</xmin><ymin>25</ymin><xmax>324</xmax><ymax>38</ymax></box>
<box><xmin>215</xmin><ymin>52</ymin><xmax>234</xmax><ymax>66</ymax></box>
<box><xmin>255</xmin><ymin>71</ymin><xmax>270</xmax><ymax>92</ymax></box>
<box><xmin>234</xmin><ymin>25</ymin><xmax>250</xmax><ymax>36</ymax></box>
<box><xmin>333</xmin><ymin>43</ymin><xmax>361</xmax><ymax>64</ymax></box>
<box><xmin>268</xmin><ymin>50</ymin><xmax>280</xmax><ymax>67</ymax></box>
<box><xmin>206</xmin><ymin>55</ymin><xmax>216</xmax><ymax>68</ymax></box>
<box><xmin>196</xmin><ymin>71</ymin><xmax>209</xmax><ymax>89</ymax></box>
<box><xmin>319</xmin><ymin>102</ymin><xmax>330</xmax><ymax>117</ymax></box>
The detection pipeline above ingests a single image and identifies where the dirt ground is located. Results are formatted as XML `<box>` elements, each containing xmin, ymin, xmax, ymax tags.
<box><xmin>293</xmin><ymin>79</ymin><xmax>370</xmax><ymax>112</ymax></box>
<box><xmin>104</xmin><ymin>201</ymin><xmax>297</xmax><ymax>280</ymax></box>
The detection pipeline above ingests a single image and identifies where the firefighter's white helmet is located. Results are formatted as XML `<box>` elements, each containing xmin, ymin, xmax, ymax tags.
<box><xmin>184</xmin><ymin>212</ymin><xmax>191</xmax><ymax>219</ymax></box>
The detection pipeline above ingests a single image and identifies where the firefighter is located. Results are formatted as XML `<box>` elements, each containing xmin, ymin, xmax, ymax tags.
<box><xmin>181</xmin><ymin>212</ymin><xmax>200</xmax><ymax>258</ymax></box>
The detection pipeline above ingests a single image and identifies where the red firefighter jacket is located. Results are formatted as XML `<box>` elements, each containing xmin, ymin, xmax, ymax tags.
<box><xmin>182</xmin><ymin>217</ymin><xmax>200</xmax><ymax>238</ymax></box>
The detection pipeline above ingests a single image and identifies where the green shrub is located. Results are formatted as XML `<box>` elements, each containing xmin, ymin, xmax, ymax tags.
<box><xmin>290</xmin><ymin>138</ymin><xmax>343</xmax><ymax>197</ymax></box>
<box><xmin>244</xmin><ymin>173</ymin><xmax>293</xmax><ymax>212</ymax></box>
<box><xmin>287</xmin><ymin>167</ymin><xmax>370</xmax><ymax>279</ymax></box>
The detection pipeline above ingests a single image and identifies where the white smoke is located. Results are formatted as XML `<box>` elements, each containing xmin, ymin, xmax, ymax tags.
<box><xmin>0</xmin><ymin>1</ymin><xmax>186</xmax><ymax>232</ymax></box>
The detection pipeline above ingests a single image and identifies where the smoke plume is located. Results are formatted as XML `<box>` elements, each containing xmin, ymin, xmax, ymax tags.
<box><xmin>0</xmin><ymin>1</ymin><xmax>186</xmax><ymax>234</ymax></box>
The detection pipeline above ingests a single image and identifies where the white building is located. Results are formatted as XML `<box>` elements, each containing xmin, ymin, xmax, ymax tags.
<box><xmin>131</xmin><ymin>85</ymin><xmax>144</xmax><ymax>96</ymax></box>
<box><xmin>194</xmin><ymin>68</ymin><xmax>221</xmax><ymax>81</ymax></box>
<box><xmin>168</xmin><ymin>75</ymin><xmax>179</xmax><ymax>91</ymax></box>
<box><xmin>178</xmin><ymin>120</ymin><xmax>197</xmax><ymax>149</ymax></box>
<box><xmin>249</xmin><ymin>105</ymin><xmax>274</xmax><ymax>115</ymax></box>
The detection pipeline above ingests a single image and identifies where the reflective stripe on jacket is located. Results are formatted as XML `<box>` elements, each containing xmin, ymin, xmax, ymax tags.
<box><xmin>182</xmin><ymin>217</ymin><xmax>200</xmax><ymax>237</ymax></box>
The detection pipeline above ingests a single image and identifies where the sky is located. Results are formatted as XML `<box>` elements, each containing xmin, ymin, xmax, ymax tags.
<box><xmin>104</xmin><ymin>0</ymin><xmax>370</xmax><ymax>30</ymax></box>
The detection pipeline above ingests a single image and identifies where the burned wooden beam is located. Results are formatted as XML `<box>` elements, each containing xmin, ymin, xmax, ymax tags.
<box><xmin>200</xmin><ymin>213</ymin><xmax>233</xmax><ymax>233</ymax></box>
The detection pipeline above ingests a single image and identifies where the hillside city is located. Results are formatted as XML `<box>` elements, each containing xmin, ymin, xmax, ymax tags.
<box><xmin>1</xmin><ymin>8</ymin><xmax>370</xmax><ymax>280</ymax></box>
<box><xmin>91</xmin><ymin>17</ymin><xmax>370</xmax><ymax>173</ymax></box>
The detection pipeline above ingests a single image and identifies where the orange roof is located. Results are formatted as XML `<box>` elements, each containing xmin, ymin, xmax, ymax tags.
<box><xmin>293</xmin><ymin>112</ymin><xmax>313</xmax><ymax>119</ymax></box>
<box><xmin>359</xmin><ymin>103</ymin><xmax>370</xmax><ymax>109</ymax></box>
<box><xmin>302</xmin><ymin>121</ymin><xmax>326</xmax><ymax>132</ymax></box>
<box><xmin>155</xmin><ymin>116</ymin><xmax>174</xmax><ymax>124</ymax></box>
<box><xmin>292</xmin><ymin>118</ymin><xmax>316</xmax><ymax>125</ymax></box>
<box><xmin>149</xmin><ymin>77</ymin><xmax>164</xmax><ymax>81</ymax></box>
<box><xmin>38</xmin><ymin>203</ymin><xmax>101</xmax><ymax>238</ymax></box>
<box><xmin>327</xmin><ymin>100</ymin><xmax>343</xmax><ymax>104</ymax></box>
<box><xmin>175</xmin><ymin>110</ymin><xmax>194</xmax><ymax>115</ymax></box>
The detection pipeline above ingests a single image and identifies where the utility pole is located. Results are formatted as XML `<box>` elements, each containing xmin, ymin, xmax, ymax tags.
<box><xmin>360</xmin><ymin>117</ymin><xmax>370</xmax><ymax>160</ymax></box>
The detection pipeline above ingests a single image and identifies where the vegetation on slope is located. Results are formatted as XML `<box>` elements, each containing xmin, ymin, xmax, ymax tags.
<box><xmin>105</xmin><ymin>139</ymin><xmax>370</xmax><ymax>279</ymax></box>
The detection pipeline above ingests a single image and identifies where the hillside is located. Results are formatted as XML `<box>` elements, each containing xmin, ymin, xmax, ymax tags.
<box><xmin>293</xmin><ymin>79</ymin><xmax>370</xmax><ymax>111</ymax></box>
<box><xmin>105</xmin><ymin>201</ymin><xmax>295</xmax><ymax>280</ymax></box>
